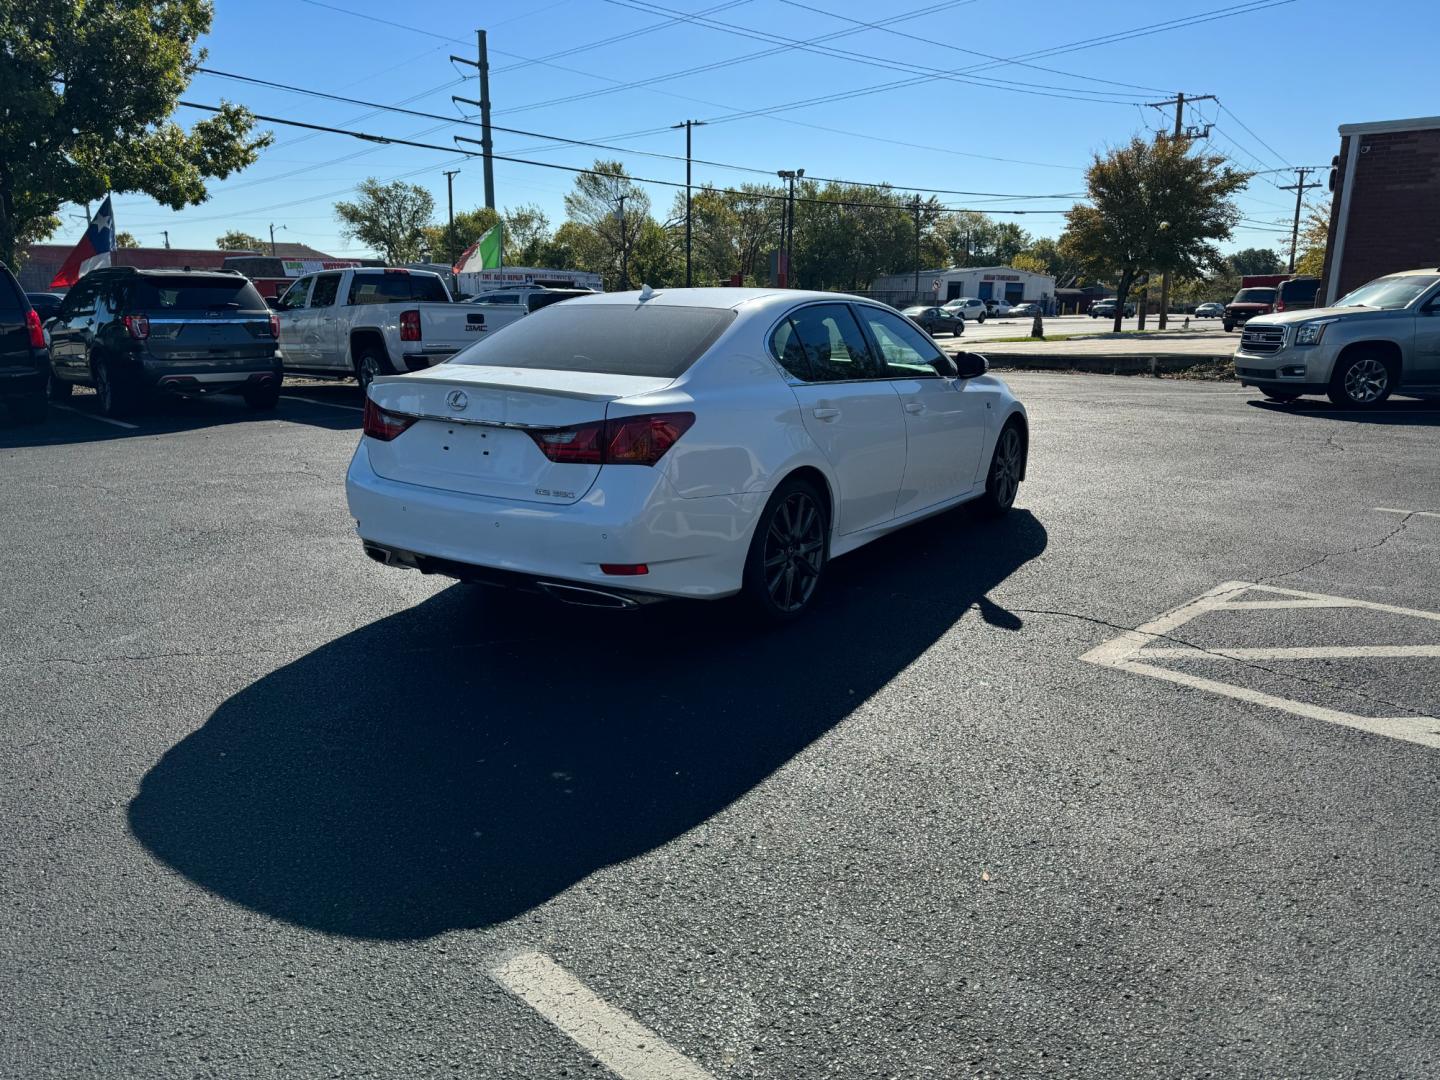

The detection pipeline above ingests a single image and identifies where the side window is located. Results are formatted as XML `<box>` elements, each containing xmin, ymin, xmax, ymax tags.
<box><xmin>279</xmin><ymin>278</ymin><xmax>312</xmax><ymax>311</ymax></box>
<box><xmin>61</xmin><ymin>280</ymin><xmax>99</xmax><ymax>318</ymax></box>
<box><xmin>769</xmin><ymin>318</ymin><xmax>812</xmax><ymax>380</ymax></box>
<box><xmin>310</xmin><ymin>273</ymin><xmax>341</xmax><ymax>308</ymax></box>
<box><xmin>857</xmin><ymin>307</ymin><xmax>946</xmax><ymax>377</ymax></box>
<box><xmin>785</xmin><ymin>304</ymin><xmax>881</xmax><ymax>381</ymax></box>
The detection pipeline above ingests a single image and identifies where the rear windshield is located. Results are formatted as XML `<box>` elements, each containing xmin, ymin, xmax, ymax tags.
<box><xmin>129</xmin><ymin>276</ymin><xmax>267</xmax><ymax>311</ymax></box>
<box><xmin>1232</xmin><ymin>288</ymin><xmax>1276</xmax><ymax>304</ymax></box>
<box><xmin>1279</xmin><ymin>278</ymin><xmax>1320</xmax><ymax>299</ymax></box>
<box><xmin>525</xmin><ymin>290</ymin><xmax>590</xmax><ymax>312</ymax></box>
<box><xmin>452</xmin><ymin>303</ymin><xmax>736</xmax><ymax>378</ymax></box>
<box><xmin>347</xmin><ymin>273</ymin><xmax>450</xmax><ymax>305</ymax></box>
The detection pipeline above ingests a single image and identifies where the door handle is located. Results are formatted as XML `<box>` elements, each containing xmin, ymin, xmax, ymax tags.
<box><xmin>811</xmin><ymin>407</ymin><xmax>840</xmax><ymax>420</ymax></box>
<box><xmin>904</xmin><ymin>401</ymin><xmax>925</xmax><ymax>414</ymax></box>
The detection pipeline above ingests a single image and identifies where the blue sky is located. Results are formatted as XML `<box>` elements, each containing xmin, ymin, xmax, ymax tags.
<box><xmin>104</xmin><ymin>0</ymin><xmax>1436</xmax><ymax>261</ymax></box>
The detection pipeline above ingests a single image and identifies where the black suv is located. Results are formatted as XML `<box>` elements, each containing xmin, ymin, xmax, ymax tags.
<box><xmin>1</xmin><ymin>261</ymin><xmax>49</xmax><ymax>424</ymax></box>
<box><xmin>46</xmin><ymin>267</ymin><xmax>283</xmax><ymax>416</ymax></box>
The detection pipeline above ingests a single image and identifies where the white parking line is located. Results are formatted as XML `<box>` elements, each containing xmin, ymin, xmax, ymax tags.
<box><xmin>1081</xmin><ymin>581</ymin><xmax>1440</xmax><ymax>750</ymax></box>
<box><xmin>280</xmin><ymin>395</ymin><xmax>363</xmax><ymax>412</ymax></box>
<box><xmin>48</xmin><ymin>403</ymin><xmax>138</xmax><ymax>430</ymax></box>
<box><xmin>491</xmin><ymin>950</ymin><xmax>715</xmax><ymax>1080</ymax></box>
<box><xmin>1375</xmin><ymin>507</ymin><xmax>1440</xmax><ymax>519</ymax></box>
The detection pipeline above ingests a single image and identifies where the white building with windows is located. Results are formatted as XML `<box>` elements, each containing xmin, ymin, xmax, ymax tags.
<box><xmin>868</xmin><ymin>265</ymin><xmax>1057</xmax><ymax>308</ymax></box>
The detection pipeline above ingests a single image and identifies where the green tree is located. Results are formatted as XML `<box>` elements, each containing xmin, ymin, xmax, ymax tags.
<box><xmin>562</xmin><ymin>161</ymin><xmax>661</xmax><ymax>290</ymax></box>
<box><xmin>502</xmin><ymin>204</ymin><xmax>552</xmax><ymax>264</ymax></box>
<box><xmin>216</xmin><ymin>230</ymin><xmax>265</xmax><ymax>251</ymax></box>
<box><xmin>1293</xmin><ymin>203</ymin><xmax>1329</xmax><ymax>278</ymax></box>
<box><xmin>1061</xmin><ymin>135</ymin><xmax>1248</xmax><ymax>330</ymax></box>
<box><xmin>421</xmin><ymin>206</ymin><xmax>498</xmax><ymax>265</ymax></box>
<box><xmin>114</xmin><ymin>231</ymin><xmax>139</xmax><ymax>249</ymax></box>
<box><xmin>336</xmin><ymin>178</ymin><xmax>436</xmax><ymax>263</ymax></box>
<box><xmin>0</xmin><ymin>0</ymin><xmax>270</xmax><ymax>267</ymax></box>
<box><xmin>1010</xmin><ymin>252</ymin><xmax>1049</xmax><ymax>275</ymax></box>
<box><xmin>1020</xmin><ymin>236</ymin><xmax>1084</xmax><ymax>286</ymax></box>
<box><xmin>1229</xmin><ymin>246</ymin><xmax>1283</xmax><ymax>276</ymax></box>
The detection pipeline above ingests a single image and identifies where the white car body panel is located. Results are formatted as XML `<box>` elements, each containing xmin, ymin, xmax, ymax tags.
<box><xmin>346</xmin><ymin>288</ymin><xmax>1028</xmax><ymax>602</ymax></box>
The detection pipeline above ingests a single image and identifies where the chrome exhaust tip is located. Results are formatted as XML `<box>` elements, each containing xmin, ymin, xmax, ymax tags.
<box><xmin>536</xmin><ymin>582</ymin><xmax>639</xmax><ymax>610</ymax></box>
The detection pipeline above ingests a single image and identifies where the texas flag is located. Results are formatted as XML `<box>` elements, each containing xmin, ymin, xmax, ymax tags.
<box><xmin>50</xmin><ymin>196</ymin><xmax>116</xmax><ymax>288</ymax></box>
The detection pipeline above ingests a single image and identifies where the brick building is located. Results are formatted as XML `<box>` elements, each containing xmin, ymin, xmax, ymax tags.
<box><xmin>1322</xmin><ymin>115</ymin><xmax>1440</xmax><ymax>306</ymax></box>
<box><xmin>18</xmin><ymin>241</ymin><xmax>339</xmax><ymax>292</ymax></box>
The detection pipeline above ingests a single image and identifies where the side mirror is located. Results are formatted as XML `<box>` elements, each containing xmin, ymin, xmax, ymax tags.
<box><xmin>954</xmin><ymin>352</ymin><xmax>989</xmax><ymax>379</ymax></box>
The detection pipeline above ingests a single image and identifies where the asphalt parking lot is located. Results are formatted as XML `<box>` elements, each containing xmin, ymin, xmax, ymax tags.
<box><xmin>3</xmin><ymin>375</ymin><xmax>1438</xmax><ymax>1079</ymax></box>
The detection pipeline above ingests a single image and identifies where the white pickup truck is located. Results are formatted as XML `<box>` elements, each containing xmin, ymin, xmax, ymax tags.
<box><xmin>274</xmin><ymin>267</ymin><xmax>494</xmax><ymax>390</ymax></box>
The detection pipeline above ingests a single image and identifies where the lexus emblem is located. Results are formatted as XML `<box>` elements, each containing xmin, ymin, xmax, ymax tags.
<box><xmin>445</xmin><ymin>390</ymin><xmax>468</xmax><ymax>411</ymax></box>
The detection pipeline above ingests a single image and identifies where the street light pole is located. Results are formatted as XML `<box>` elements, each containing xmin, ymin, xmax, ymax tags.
<box><xmin>615</xmin><ymin>194</ymin><xmax>629</xmax><ymax>291</ymax></box>
<box><xmin>673</xmin><ymin>120</ymin><xmax>706</xmax><ymax>288</ymax></box>
<box><xmin>776</xmin><ymin>168</ymin><xmax>803</xmax><ymax>287</ymax></box>
<box><xmin>443</xmin><ymin>169</ymin><xmax>461</xmax><ymax>264</ymax></box>
<box><xmin>268</xmin><ymin>222</ymin><xmax>286</xmax><ymax>257</ymax></box>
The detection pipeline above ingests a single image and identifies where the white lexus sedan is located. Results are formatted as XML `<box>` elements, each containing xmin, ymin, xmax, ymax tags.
<box><xmin>346</xmin><ymin>288</ymin><xmax>1029</xmax><ymax>620</ymax></box>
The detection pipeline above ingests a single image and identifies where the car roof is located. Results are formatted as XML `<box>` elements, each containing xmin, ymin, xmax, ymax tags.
<box><xmin>562</xmin><ymin>287</ymin><xmax>873</xmax><ymax>315</ymax></box>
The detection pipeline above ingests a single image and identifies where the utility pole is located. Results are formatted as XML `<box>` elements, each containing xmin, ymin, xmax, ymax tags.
<box><xmin>161</xmin><ymin>230</ymin><xmax>170</xmax><ymax>250</ymax></box>
<box><xmin>777</xmin><ymin>169</ymin><xmax>803</xmax><ymax>287</ymax></box>
<box><xmin>615</xmin><ymin>194</ymin><xmax>629</xmax><ymax>291</ymax></box>
<box><xmin>442</xmin><ymin>169</ymin><xmax>461</xmax><ymax>264</ymax></box>
<box><xmin>910</xmin><ymin>196</ymin><xmax>923</xmax><ymax>305</ymax></box>
<box><xmin>450</xmin><ymin>30</ymin><xmax>495</xmax><ymax>210</ymax></box>
<box><xmin>268</xmin><ymin>223</ymin><xmax>285</xmax><ymax>257</ymax></box>
<box><xmin>1147</xmin><ymin>91</ymin><xmax>1217</xmax><ymax>329</ymax></box>
<box><xmin>1280</xmin><ymin>166</ymin><xmax>1323</xmax><ymax>273</ymax></box>
<box><xmin>673</xmin><ymin>120</ymin><xmax>706</xmax><ymax>288</ymax></box>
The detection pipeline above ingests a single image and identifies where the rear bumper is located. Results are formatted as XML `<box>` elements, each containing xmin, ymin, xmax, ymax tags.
<box><xmin>0</xmin><ymin>362</ymin><xmax>46</xmax><ymax>398</ymax></box>
<box><xmin>344</xmin><ymin>440</ymin><xmax>766</xmax><ymax>599</ymax></box>
<box><xmin>140</xmin><ymin>354</ymin><xmax>283</xmax><ymax>392</ymax></box>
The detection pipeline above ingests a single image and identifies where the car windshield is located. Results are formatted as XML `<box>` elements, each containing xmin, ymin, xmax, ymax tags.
<box><xmin>451</xmin><ymin>303</ymin><xmax>736</xmax><ymax>378</ymax></box>
<box><xmin>1335</xmin><ymin>274</ymin><xmax>1440</xmax><ymax>310</ymax></box>
<box><xmin>1232</xmin><ymin>288</ymin><xmax>1276</xmax><ymax>304</ymax></box>
<box><xmin>128</xmin><ymin>276</ymin><xmax>267</xmax><ymax>311</ymax></box>
<box><xmin>901</xmin><ymin>307</ymin><xmax>929</xmax><ymax>315</ymax></box>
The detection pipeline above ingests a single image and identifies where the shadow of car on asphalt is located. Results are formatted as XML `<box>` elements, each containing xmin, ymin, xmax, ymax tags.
<box><xmin>1246</xmin><ymin>396</ymin><xmax>1440</xmax><ymax>425</ymax></box>
<box><xmin>128</xmin><ymin>506</ymin><xmax>1046</xmax><ymax>940</ymax></box>
<box><xmin>0</xmin><ymin>382</ymin><xmax>363</xmax><ymax>449</ymax></box>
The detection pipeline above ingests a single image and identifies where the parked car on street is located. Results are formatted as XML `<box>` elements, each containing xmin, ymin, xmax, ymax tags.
<box><xmin>1</xmin><ymin>263</ymin><xmax>50</xmax><ymax>424</ymax></box>
<box><xmin>349</xmin><ymin>288</ymin><xmax>1029</xmax><ymax>620</ymax></box>
<box><xmin>26</xmin><ymin>292</ymin><xmax>64</xmax><ymax>324</ymax></box>
<box><xmin>275</xmin><ymin>267</ymin><xmax>551</xmax><ymax>391</ymax></box>
<box><xmin>1195</xmin><ymin>302</ymin><xmax>1226</xmax><ymax>319</ymax></box>
<box><xmin>901</xmin><ymin>305</ymin><xmax>965</xmax><ymax>337</ymax></box>
<box><xmin>1222</xmin><ymin>286</ymin><xmax>1277</xmax><ymax>331</ymax></box>
<box><xmin>45</xmin><ymin>267</ymin><xmax>282</xmax><ymax>417</ymax></box>
<box><xmin>1275</xmin><ymin>276</ymin><xmax>1322</xmax><ymax>313</ymax></box>
<box><xmin>1089</xmin><ymin>298</ymin><xmax>1135</xmax><ymax>319</ymax></box>
<box><xmin>983</xmin><ymin>299</ymin><xmax>1013</xmax><ymax>317</ymax></box>
<box><xmin>941</xmin><ymin>297</ymin><xmax>987</xmax><ymax>322</ymax></box>
<box><xmin>1234</xmin><ymin>269</ymin><xmax>1440</xmax><ymax>407</ymax></box>
<box><xmin>1009</xmin><ymin>302</ymin><xmax>1040</xmax><ymax>318</ymax></box>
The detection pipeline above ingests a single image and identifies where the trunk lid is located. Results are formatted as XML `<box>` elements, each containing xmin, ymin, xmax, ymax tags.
<box><xmin>143</xmin><ymin>313</ymin><xmax>276</xmax><ymax>362</ymax></box>
<box><xmin>365</xmin><ymin>365</ymin><xmax>675</xmax><ymax>505</ymax></box>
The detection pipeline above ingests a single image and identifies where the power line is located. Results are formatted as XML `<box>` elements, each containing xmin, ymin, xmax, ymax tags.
<box><xmin>195</xmin><ymin>68</ymin><xmax>1086</xmax><ymax>198</ymax></box>
<box><xmin>175</xmin><ymin>100</ymin><xmax>1079</xmax><ymax>215</ymax></box>
<box><xmin>772</xmin><ymin>0</ymin><xmax>1169</xmax><ymax>94</ymax></box>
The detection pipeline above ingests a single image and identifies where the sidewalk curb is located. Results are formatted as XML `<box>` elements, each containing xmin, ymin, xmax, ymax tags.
<box><xmin>978</xmin><ymin>353</ymin><xmax>1232</xmax><ymax>375</ymax></box>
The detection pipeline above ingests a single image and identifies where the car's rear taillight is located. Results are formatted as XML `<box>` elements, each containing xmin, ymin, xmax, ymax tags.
<box><xmin>25</xmin><ymin>309</ymin><xmax>45</xmax><ymax>349</ymax></box>
<box><xmin>122</xmin><ymin>314</ymin><xmax>150</xmax><ymax>340</ymax></box>
<box><xmin>527</xmin><ymin>412</ymin><xmax>695</xmax><ymax>467</ymax></box>
<box><xmin>399</xmin><ymin>309</ymin><xmax>421</xmax><ymax>342</ymax></box>
<box><xmin>267</xmin><ymin>313</ymin><xmax>280</xmax><ymax>337</ymax></box>
<box><xmin>363</xmin><ymin>397</ymin><xmax>417</xmax><ymax>441</ymax></box>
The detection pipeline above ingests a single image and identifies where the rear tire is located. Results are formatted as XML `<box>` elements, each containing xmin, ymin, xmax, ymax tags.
<box><xmin>1327</xmin><ymin>350</ymin><xmax>1394</xmax><ymax>408</ymax></box>
<box><xmin>354</xmin><ymin>344</ymin><xmax>391</xmax><ymax>395</ymax></box>
<box><xmin>978</xmin><ymin>422</ymin><xmax>1024</xmax><ymax>516</ymax></box>
<box><xmin>93</xmin><ymin>356</ymin><xmax>140</xmax><ymax>417</ymax></box>
<box><xmin>741</xmin><ymin>477</ymin><xmax>829</xmax><ymax>623</ymax></box>
<box><xmin>9</xmin><ymin>394</ymin><xmax>49</xmax><ymax>425</ymax></box>
<box><xmin>47</xmin><ymin>371</ymin><xmax>73</xmax><ymax>400</ymax></box>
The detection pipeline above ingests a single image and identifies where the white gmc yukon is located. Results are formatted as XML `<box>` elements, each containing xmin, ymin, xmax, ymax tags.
<box><xmin>275</xmin><ymin>267</ymin><xmax>495</xmax><ymax>391</ymax></box>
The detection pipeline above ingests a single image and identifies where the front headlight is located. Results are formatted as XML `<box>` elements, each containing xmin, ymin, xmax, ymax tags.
<box><xmin>1294</xmin><ymin>320</ymin><xmax>1333</xmax><ymax>346</ymax></box>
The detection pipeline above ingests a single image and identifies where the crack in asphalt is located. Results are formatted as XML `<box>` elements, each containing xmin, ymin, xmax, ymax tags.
<box><xmin>1253</xmin><ymin>511</ymin><xmax>1417</xmax><ymax>586</ymax></box>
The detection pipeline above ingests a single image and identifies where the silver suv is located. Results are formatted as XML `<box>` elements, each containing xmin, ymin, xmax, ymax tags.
<box><xmin>1234</xmin><ymin>269</ymin><xmax>1440</xmax><ymax>406</ymax></box>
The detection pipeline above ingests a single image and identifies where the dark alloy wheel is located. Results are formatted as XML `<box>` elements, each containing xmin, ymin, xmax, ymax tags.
<box><xmin>355</xmin><ymin>346</ymin><xmax>389</xmax><ymax>394</ymax></box>
<box><xmin>743</xmin><ymin>479</ymin><xmax>828</xmax><ymax>621</ymax></box>
<box><xmin>243</xmin><ymin>381</ymin><xmax>281</xmax><ymax>410</ymax></box>
<box><xmin>47</xmin><ymin>371</ymin><xmax>73</xmax><ymax>400</ymax></box>
<box><xmin>1328</xmin><ymin>352</ymin><xmax>1393</xmax><ymax>407</ymax></box>
<box><xmin>93</xmin><ymin>357</ymin><xmax>139</xmax><ymax>417</ymax></box>
<box><xmin>980</xmin><ymin>423</ymin><xmax>1024</xmax><ymax>515</ymax></box>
